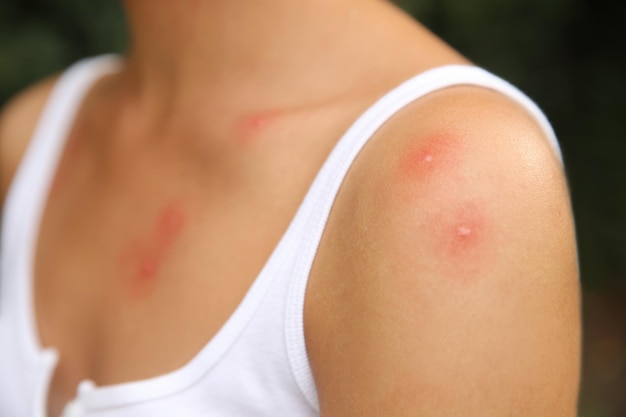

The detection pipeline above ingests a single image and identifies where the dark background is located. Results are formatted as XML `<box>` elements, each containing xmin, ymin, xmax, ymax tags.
<box><xmin>1</xmin><ymin>0</ymin><xmax>624</xmax><ymax>415</ymax></box>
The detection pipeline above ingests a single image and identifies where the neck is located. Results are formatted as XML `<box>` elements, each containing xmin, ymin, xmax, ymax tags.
<box><xmin>121</xmin><ymin>0</ymin><xmax>361</xmax><ymax>111</ymax></box>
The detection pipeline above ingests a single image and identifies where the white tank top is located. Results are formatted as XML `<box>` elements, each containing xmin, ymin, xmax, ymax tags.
<box><xmin>0</xmin><ymin>55</ymin><xmax>562</xmax><ymax>417</ymax></box>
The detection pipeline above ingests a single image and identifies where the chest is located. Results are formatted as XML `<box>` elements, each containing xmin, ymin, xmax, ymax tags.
<box><xmin>24</xmin><ymin>67</ymin><xmax>387</xmax><ymax>415</ymax></box>
<box><xmin>30</xmin><ymin>117</ymin><xmax>344</xmax><ymax>413</ymax></box>
<box><xmin>35</xmin><ymin>169</ymin><xmax>260</xmax><ymax>384</ymax></box>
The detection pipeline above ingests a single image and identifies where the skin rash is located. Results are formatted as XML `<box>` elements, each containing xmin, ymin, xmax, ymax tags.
<box><xmin>234</xmin><ymin>110</ymin><xmax>284</xmax><ymax>144</ymax></box>
<box><xmin>395</xmin><ymin>132</ymin><xmax>495</xmax><ymax>282</ymax></box>
<box><xmin>428</xmin><ymin>200</ymin><xmax>492</xmax><ymax>280</ymax></box>
<box><xmin>119</xmin><ymin>202</ymin><xmax>186</xmax><ymax>299</ymax></box>
<box><xmin>396</xmin><ymin>132</ymin><xmax>462</xmax><ymax>182</ymax></box>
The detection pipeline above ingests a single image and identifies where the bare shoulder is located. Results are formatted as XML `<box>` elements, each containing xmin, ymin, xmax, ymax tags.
<box><xmin>0</xmin><ymin>75</ymin><xmax>60</xmax><ymax>203</ymax></box>
<box><xmin>306</xmin><ymin>85</ymin><xmax>580</xmax><ymax>416</ymax></box>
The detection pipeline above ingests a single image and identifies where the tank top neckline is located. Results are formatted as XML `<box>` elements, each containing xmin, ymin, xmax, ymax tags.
<box><xmin>9</xmin><ymin>54</ymin><xmax>561</xmax><ymax>411</ymax></box>
<box><xmin>14</xmin><ymin>54</ymin><xmax>322</xmax><ymax>409</ymax></box>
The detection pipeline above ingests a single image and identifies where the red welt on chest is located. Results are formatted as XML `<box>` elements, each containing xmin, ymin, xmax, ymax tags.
<box><xmin>119</xmin><ymin>202</ymin><xmax>186</xmax><ymax>299</ymax></box>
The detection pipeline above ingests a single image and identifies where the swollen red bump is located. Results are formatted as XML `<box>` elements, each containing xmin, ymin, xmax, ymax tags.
<box><xmin>431</xmin><ymin>201</ymin><xmax>493</xmax><ymax>282</ymax></box>
<box><xmin>235</xmin><ymin>110</ymin><xmax>283</xmax><ymax>144</ymax></box>
<box><xmin>138</xmin><ymin>258</ymin><xmax>158</xmax><ymax>280</ymax></box>
<box><xmin>397</xmin><ymin>132</ymin><xmax>462</xmax><ymax>182</ymax></box>
<box><xmin>157</xmin><ymin>205</ymin><xmax>185</xmax><ymax>248</ymax></box>
<box><xmin>122</xmin><ymin>202</ymin><xmax>187</xmax><ymax>299</ymax></box>
<box><xmin>394</xmin><ymin>132</ymin><xmax>494</xmax><ymax>282</ymax></box>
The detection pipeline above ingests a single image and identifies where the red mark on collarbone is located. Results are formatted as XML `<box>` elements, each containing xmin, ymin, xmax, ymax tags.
<box><xmin>397</xmin><ymin>132</ymin><xmax>463</xmax><ymax>182</ymax></box>
<box><xmin>234</xmin><ymin>110</ymin><xmax>284</xmax><ymax>145</ymax></box>
<box><xmin>120</xmin><ymin>202</ymin><xmax>186</xmax><ymax>299</ymax></box>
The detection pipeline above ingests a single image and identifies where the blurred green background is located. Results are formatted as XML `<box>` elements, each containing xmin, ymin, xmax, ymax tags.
<box><xmin>1</xmin><ymin>0</ymin><xmax>624</xmax><ymax>415</ymax></box>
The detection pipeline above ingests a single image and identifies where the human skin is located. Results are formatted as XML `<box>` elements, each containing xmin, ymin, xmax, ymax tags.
<box><xmin>118</xmin><ymin>202</ymin><xmax>186</xmax><ymax>299</ymax></box>
<box><xmin>306</xmin><ymin>85</ymin><xmax>579</xmax><ymax>416</ymax></box>
<box><xmin>0</xmin><ymin>1</ymin><xmax>579</xmax><ymax>416</ymax></box>
<box><xmin>395</xmin><ymin>131</ymin><xmax>495</xmax><ymax>281</ymax></box>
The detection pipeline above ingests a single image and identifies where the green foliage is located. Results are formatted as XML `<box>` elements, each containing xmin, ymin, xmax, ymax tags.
<box><xmin>0</xmin><ymin>0</ymin><xmax>126</xmax><ymax>101</ymax></box>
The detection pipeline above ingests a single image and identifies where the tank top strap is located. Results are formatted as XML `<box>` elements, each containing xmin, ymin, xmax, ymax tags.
<box><xmin>284</xmin><ymin>64</ymin><xmax>563</xmax><ymax>410</ymax></box>
<box><xmin>0</xmin><ymin>55</ymin><xmax>120</xmax><ymax>351</ymax></box>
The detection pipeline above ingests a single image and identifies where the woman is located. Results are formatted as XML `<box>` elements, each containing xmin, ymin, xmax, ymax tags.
<box><xmin>0</xmin><ymin>1</ymin><xmax>580</xmax><ymax>416</ymax></box>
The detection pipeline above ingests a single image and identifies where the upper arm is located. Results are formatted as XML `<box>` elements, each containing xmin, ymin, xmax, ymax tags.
<box><xmin>0</xmin><ymin>75</ymin><xmax>59</xmax><ymax>205</ymax></box>
<box><xmin>305</xmin><ymin>86</ymin><xmax>580</xmax><ymax>417</ymax></box>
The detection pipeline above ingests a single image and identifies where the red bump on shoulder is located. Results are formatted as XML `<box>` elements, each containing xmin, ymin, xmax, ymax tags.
<box><xmin>396</xmin><ymin>132</ymin><xmax>463</xmax><ymax>182</ymax></box>
<box><xmin>438</xmin><ymin>203</ymin><xmax>487</xmax><ymax>258</ymax></box>
<box><xmin>386</xmin><ymin>131</ymin><xmax>498</xmax><ymax>284</ymax></box>
<box><xmin>429</xmin><ymin>201</ymin><xmax>494</xmax><ymax>283</ymax></box>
